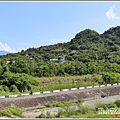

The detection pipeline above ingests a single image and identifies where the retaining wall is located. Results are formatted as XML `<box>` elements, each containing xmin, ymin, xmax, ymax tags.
<box><xmin>0</xmin><ymin>85</ymin><xmax>120</xmax><ymax>110</ymax></box>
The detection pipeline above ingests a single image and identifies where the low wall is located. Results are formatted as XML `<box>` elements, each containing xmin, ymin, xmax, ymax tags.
<box><xmin>0</xmin><ymin>85</ymin><xmax>120</xmax><ymax>110</ymax></box>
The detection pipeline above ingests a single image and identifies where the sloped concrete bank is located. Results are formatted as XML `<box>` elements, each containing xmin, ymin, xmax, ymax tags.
<box><xmin>0</xmin><ymin>85</ymin><xmax>120</xmax><ymax>110</ymax></box>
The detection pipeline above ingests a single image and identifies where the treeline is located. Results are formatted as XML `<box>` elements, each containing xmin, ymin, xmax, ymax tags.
<box><xmin>0</xmin><ymin>57</ymin><xmax>120</xmax><ymax>78</ymax></box>
<box><xmin>7</xmin><ymin>59</ymin><xmax>120</xmax><ymax>77</ymax></box>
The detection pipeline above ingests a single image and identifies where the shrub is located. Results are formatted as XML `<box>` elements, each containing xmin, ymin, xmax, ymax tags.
<box><xmin>46</xmin><ymin>101</ymin><xmax>70</xmax><ymax>108</ymax></box>
<box><xmin>10</xmin><ymin>85</ymin><xmax>20</xmax><ymax>94</ymax></box>
<box><xmin>46</xmin><ymin>102</ymin><xmax>53</xmax><ymax>107</ymax></box>
<box><xmin>0</xmin><ymin>106</ymin><xmax>23</xmax><ymax>118</ymax></box>
<box><xmin>77</xmin><ymin>106</ymin><xmax>90</xmax><ymax>114</ymax></box>
<box><xmin>105</xmin><ymin>103</ymin><xmax>116</xmax><ymax>109</ymax></box>
<box><xmin>7</xmin><ymin>106</ymin><xmax>23</xmax><ymax>117</ymax></box>
<box><xmin>62</xmin><ymin>106</ymin><xmax>77</xmax><ymax>117</ymax></box>
<box><xmin>3</xmin><ymin>85</ymin><xmax>9</xmax><ymax>92</ymax></box>
<box><xmin>55</xmin><ymin>109</ymin><xmax>64</xmax><ymax>118</ymax></box>
<box><xmin>76</xmin><ymin>99</ymin><xmax>85</xmax><ymax>104</ymax></box>
<box><xmin>46</xmin><ymin>111</ymin><xmax>52</xmax><ymax>118</ymax></box>
<box><xmin>96</xmin><ymin>102</ymin><xmax>116</xmax><ymax>110</ymax></box>
<box><xmin>114</xmin><ymin>100</ymin><xmax>120</xmax><ymax>107</ymax></box>
<box><xmin>0</xmin><ymin>110</ymin><xmax>12</xmax><ymax>118</ymax></box>
<box><xmin>36</xmin><ymin>113</ymin><xmax>46</xmax><ymax>118</ymax></box>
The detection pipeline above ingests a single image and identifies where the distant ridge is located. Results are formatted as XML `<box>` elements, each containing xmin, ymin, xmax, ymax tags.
<box><xmin>1</xmin><ymin>26</ymin><xmax>120</xmax><ymax>63</ymax></box>
<box><xmin>0</xmin><ymin>51</ymin><xmax>9</xmax><ymax>56</ymax></box>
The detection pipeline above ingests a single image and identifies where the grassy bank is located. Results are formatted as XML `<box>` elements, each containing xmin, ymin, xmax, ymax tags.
<box><xmin>0</xmin><ymin>74</ymin><xmax>100</xmax><ymax>96</ymax></box>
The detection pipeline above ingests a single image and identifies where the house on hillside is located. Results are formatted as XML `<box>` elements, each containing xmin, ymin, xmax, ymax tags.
<box><xmin>6</xmin><ymin>60</ymin><xmax>15</xmax><ymax>64</ymax></box>
<box><xmin>50</xmin><ymin>58</ymin><xmax>58</xmax><ymax>62</ymax></box>
<box><xmin>58</xmin><ymin>56</ymin><xmax>65</xmax><ymax>62</ymax></box>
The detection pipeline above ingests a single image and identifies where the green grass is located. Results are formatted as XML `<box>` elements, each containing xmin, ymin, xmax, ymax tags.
<box><xmin>0</xmin><ymin>74</ymin><xmax>101</xmax><ymax>96</ymax></box>
<box><xmin>95</xmin><ymin>101</ymin><xmax>117</xmax><ymax>109</ymax></box>
<box><xmin>0</xmin><ymin>92</ymin><xmax>21</xmax><ymax>97</ymax></box>
<box><xmin>0</xmin><ymin>106</ymin><xmax>24</xmax><ymax>118</ymax></box>
<box><xmin>46</xmin><ymin>101</ymin><xmax>72</xmax><ymax>108</ymax></box>
<box><xmin>35</xmin><ymin>74</ymin><xmax>101</xmax><ymax>83</ymax></box>
<box><xmin>46</xmin><ymin>99</ymin><xmax>85</xmax><ymax>108</ymax></box>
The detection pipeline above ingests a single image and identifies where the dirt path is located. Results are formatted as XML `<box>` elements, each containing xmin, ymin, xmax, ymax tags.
<box><xmin>82</xmin><ymin>94</ymin><xmax>120</xmax><ymax>108</ymax></box>
<box><xmin>22</xmin><ymin>106</ymin><xmax>61</xmax><ymax>118</ymax></box>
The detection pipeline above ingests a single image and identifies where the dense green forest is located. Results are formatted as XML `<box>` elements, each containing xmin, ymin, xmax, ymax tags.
<box><xmin>0</xmin><ymin>26</ymin><xmax>120</xmax><ymax>95</ymax></box>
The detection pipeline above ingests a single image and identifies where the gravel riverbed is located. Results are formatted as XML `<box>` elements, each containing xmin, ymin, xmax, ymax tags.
<box><xmin>22</xmin><ymin>94</ymin><xmax>120</xmax><ymax>118</ymax></box>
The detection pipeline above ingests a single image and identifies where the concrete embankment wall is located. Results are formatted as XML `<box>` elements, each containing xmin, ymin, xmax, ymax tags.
<box><xmin>0</xmin><ymin>85</ymin><xmax>120</xmax><ymax>110</ymax></box>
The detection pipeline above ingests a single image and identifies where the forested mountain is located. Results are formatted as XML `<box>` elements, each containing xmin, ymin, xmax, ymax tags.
<box><xmin>2</xmin><ymin>26</ymin><xmax>120</xmax><ymax>63</ymax></box>
<box><xmin>0</xmin><ymin>26</ymin><xmax>120</xmax><ymax>94</ymax></box>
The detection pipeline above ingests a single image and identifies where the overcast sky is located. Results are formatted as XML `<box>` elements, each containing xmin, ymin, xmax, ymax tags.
<box><xmin>0</xmin><ymin>2</ymin><xmax>120</xmax><ymax>53</ymax></box>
